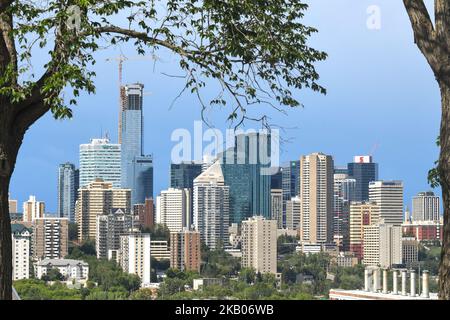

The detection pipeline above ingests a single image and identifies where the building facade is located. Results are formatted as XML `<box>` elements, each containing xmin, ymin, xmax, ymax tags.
<box><xmin>363</xmin><ymin>222</ymin><xmax>402</xmax><ymax>268</ymax></box>
<box><xmin>79</xmin><ymin>138</ymin><xmax>121</xmax><ymax>188</ymax></box>
<box><xmin>119</xmin><ymin>232</ymin><xmax>152</xmax><ymax>286</ymax></box>
<box><xmin>76</xmin><ymin>179</ymin><xmax>131</xmax><ymax>242</ymax></box>
<box><xmin>299</xmin><ymin>153</ymin><xmax>334</xmax><ymax>244</ymax></box>
<box><xmin>347</xmin><ymin>155</ymin><xmax>378</xmax><ymax>202</ymax></box>
<box><xmin>412</xmin><ymin>191</ymin><xmax>440</xmax><ymax>222</ymax></box>
<box><xmin>32</xmin><ymin>217</ymin><xmax>69</xmax><ymax>260</ymax></box>
<box><xmin>133</xmin><ymin>198</ymin><xmax>155</xmax><ymax>230</ymax></box>
<box><xmin>369</xmin><ymin>181</ymin><xmax>404</xmax><ymax>225</ymax></box>
<box><xmin>193</xmin><ymin>162</ymin><xmax>230</xmax><ymax>249</ymax></box>
<box><xmin>285</xmin><ymin>197</ymin><xmax>301</xmax><ymax>230</ymax></box>
<box><xmin>57</xmin><ymin>162</ymin><xmax>79</xmax><ymax>222</ymax></box>
<box><xmin>170</xmin><ymin>230</ymin><xmax>201</xmax><ymax>272</ymax></box>
<box><xmin>11</xmin><ymin>224</ymin><xmax>31</xmax><ymax>280</ymax></box>
<box><xmin>157</xmin><ymin>188</ymin><xmax>191</xmax><ymax>233</ymax></box>
<box><xmin>23</xmin><ymin>195</ymin><xmax>45</xmax><ymax>222</ymax></box>
<box><xmin>241</xmin><ymin>216</ymin><xmax>277</xmax><ymax>274</ymax></box>
<box><xmin>270</xmin><ymin>189</ymin><xmax>283</xmax><ymax>229</ymax></box>
<box><xmin>349</xmin><ymin>202</ymin><xmax>380</xmax><ymax>260</ymax></box>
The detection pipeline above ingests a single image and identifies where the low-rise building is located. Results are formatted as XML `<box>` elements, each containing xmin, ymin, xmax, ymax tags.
<box><xmin>402</xmin><ymin>237</ymin><xmax>419</xmax><ymax>268</ymax></box>
<box><xmin>150</xmin><ymin>240</ymin><xmax>171</xmax><ymax>261</ymax></box>
<box><xmin>35</xmin><ymin>258</ymin><xmax>89</xmax><ymax>282</ymax></box>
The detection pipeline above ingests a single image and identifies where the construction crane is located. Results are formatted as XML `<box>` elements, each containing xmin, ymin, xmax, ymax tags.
<box><xmin>106</xmin><ymin>54</ymin><xmax>160</xmax><ymax>143</ymax></box>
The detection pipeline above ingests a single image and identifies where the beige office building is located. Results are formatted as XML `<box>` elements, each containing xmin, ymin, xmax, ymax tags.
<box><xmin>299</xmin><ymin>153</ymin><xmax>334</xmax><ymax>244</ymax></box>
<box><xmin>32</xmin><ymin>217</ymin><xmax>69</xmax><ymax>260</ymax></box>
<box><xmin>241</xmin><ymin>216</ymin><xmax>277</xmax><ymax>274</ymax></box>
<box><xmin>369</xmin><ymin>181</ymin><xmax>404</xmax><ymax>225</ymax></box>
<box><xmin>363</xmin><ymin>222</ymin><xmax>402</xmax><ymax>268</ymax></box>
<box><xmin>76</xmin><ymin>179</ymin><xmax>131</xmax><ymax>242</ymax></box>
<box><xmin>286</xmin><ymin>196</ymin><xmax>301</xmax><ymax>230</ymax></box>
<box><xmin>349</xmin><ymin>202</ymin><xmax>380</xmax><ymax>260</ymax></box>
<box><xmin>157</xmin><ymin>188</ymin><xmax>191</xmax><ymax>233</ymax></box>
<box><xmin>23</xmin><ymin>195</ymin><xmax>45</xmax><ymax>222</ymax></box>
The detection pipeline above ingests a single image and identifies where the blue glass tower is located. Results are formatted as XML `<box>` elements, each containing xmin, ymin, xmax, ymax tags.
<box><xmin>120</xmin><ymin>83</ymin><xmax>153</xmax><ymax>205</ymax></box>
<box><xmin>221</xmin><ymin>132</ymin><xmax>272</xmax><ymax>224</ymax></box>
<box><xmin>347</xmin><ymin>156</ymin><xmax>378</xmax><ymax>202</ymax></box>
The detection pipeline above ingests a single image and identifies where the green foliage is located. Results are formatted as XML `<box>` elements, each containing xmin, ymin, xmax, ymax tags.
<box><xmin>143</xmin><ymin>224</ymin><xmax>171</xmax><ymax>242</ymax></box>
<box><xmin>41</xmin><ymin>268</ymin><xmax>66</xmax><ymax>282</ymax></box>
<box><xmin>68</xmin><ymin>222</ymin><xmax>78</xmax><ymax>241</ymax></box>
<box><xmin>277</xmin><ymin>235</ymin><xmax>298</xmax><ymax>255</ymax></box>
<box><xmin>200</xmin><ymin>247</ymin><xmax>240</xmax><ymax>278</ymax></box>
<box><xmin>3</xmin><ymin>0</ymin><xmax>326</xmax><ymax>127</ymax></box>
<box><xmin>14</xmin><ymin>279</ymin><xmax>82</xmax><ymax>300</ymax></box>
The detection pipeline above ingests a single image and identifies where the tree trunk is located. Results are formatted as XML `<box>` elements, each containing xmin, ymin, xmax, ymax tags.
<box><xmin>0</xmin><ymin>106</ymin><xmax>23</xmax><ymax>300</ymax></box>
<box><xmin>439</xmin><ymin>79</ymin><xmax>450</xmax><ymax>299</ymax></box>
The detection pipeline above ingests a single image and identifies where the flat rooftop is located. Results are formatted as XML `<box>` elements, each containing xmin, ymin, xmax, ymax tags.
<box><xmin>329</xmin><ymin>289</ymin><xmax>438</xmax><ymax>300</ymax></box>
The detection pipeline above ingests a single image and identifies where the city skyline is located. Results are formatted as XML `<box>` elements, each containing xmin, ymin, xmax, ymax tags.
<box><xmin>8</xmin><ymin>1</ymin><xmax>440</xmax><ymax>216</ymax></box>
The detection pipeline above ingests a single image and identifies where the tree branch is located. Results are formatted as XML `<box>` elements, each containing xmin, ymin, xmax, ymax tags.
<box><xmin>0</xmin><ymin>0</ymin><xmax>13</xmax><ymax>15</ymax></box>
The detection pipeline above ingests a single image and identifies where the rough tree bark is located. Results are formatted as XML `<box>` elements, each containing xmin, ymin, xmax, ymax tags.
<box><xmin>403</xmin><ymin>0</ymin><xmax>450</xmax><ymax>299</ymax></box>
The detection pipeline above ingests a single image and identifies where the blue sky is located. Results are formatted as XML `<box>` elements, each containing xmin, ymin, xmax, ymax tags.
<box><xmin>9</xmin><ymin>0</ymin><xmax>441</xmax><ymax>213</ymax></box>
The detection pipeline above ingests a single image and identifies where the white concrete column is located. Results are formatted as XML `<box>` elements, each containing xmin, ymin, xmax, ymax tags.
<box><xmin>364</xmin><ymin>269</ymin><xmax>370</xmax><ymax>292</ymax></box>
<box><xmin>422</xmin><ymin>270</ymin><xmax>429</xmax><ymax>298</ymax></box>
<box><xmin>401</xmin><ymin>270</ymin><xmax>407</xmax><ymax>296</ymax></box>
<box><xmin>392</xmin><ymin>270</ymin><xmax>398</xmax><ymax>295</ymax></box>
<box><xmin>382</xmin><ymin>269</ymin><xmax>388</xmax><ymax>294</ymax></box>
<box><xmin>410</xmin><ymin>270</ymin><xmax>416</xmax><ymax>297</ymax></box>
<box><xmin>373</xmin><ymin>268</ymin><xmax>379</xmax><ymax>292</ymax></box>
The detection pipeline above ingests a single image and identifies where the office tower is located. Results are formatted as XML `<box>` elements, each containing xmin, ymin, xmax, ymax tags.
<box><xmin>32</xmin><ymin>217</ymin><xmax>69</xmax><ymax>260</ymax></box>
<box><xmin>79</xmin><ymin>138</ymin><xmax>121</xmax><ymax>188</ymax></box>
<box><xmin>119</xmin><ymin>232</ymin><xmax>152</xmax><ymax>286</ymax></box>
<box><xmin>120</xmin><ymin>83</ymin><xmax>154</xmax><ymax>206</ymax></box>
<box><xmin>170</xmin><ymin>229</ymin><xmax>201</xmax><ymax>272</ymax></box>
<box><xmin>285</xmin><ymin>197</ymin><xmax>301</xmax><ymax>230</ymax></box>
<box><xmin>194</xmin><ymin>162</ymin><xmax>230</xmax><ymax>249</ymax></box>
<box><xmin>402</xmin><ymin>237</ymin><xmax>419</xmax><ymax>268</ymax></box>
<box><xmin>299</xmin><ymin>153</ymin><xmax>334</xmax><ymax>244</ymax></box>
<box><xmin>134</xmin><ymin>198</ymin><xmax>155</xmax><ymax>230</ymax></box>
<box><xmin>8</xmin><ymin>196</ymin><xmax>17</xmax><ymax>214</ymax></box>
<box><xmin>241</xmin><ymin>216</ymin><xmax>277</xmax><ymax>274</ymax></box>
<box><xmin>221</xmin><ymin>132</ymin><xmax>272</xmax><ymax>223</ymax></box>
<box><xmin>170</xmin><ymin>161</ymin><xmax>203</xmax><ymax>189</ymax></box>
<box><xmin>271</xmin><ymin>167</ymin><xmax>282</xmax><ymax>190</ymax></box>
<box><xmin>369</xmin><ymin>181</ymin><xmax>404</xmax><ymax>225</ymax></box>
<box><xmin>157</xmin><ymin>188</ymin><xmax>191</xmax><ymax>233</ymax></box>
<box><xmin>271</xmin><ymin>189</ymin><xmax>283</xmax><ymax>229</ymax></box>
<box><xmin>363</xmin><ymin>222</ymin><xmax>402</xmax><ymax>268</ymax></box>
<box><xmin>170</xmin><ymin>161</ymin><xmax>202</xmax><ymax>224</ymax></box>
<box><xmin>333</xmin><ymin>173</ymin><xmax>356</xmax><ymax>251</ymax></box>
<box><xmin>76</xmin><ymin>179</ymin><xmax>131</xmax><ymax>242</ymax></box>
<box><xmin>23</xmin><ymin>195</ymin><xmax>45</xmax><ymax>222</ymax></box>
<box><xmin>96</xmin><ymin>208</ymin><xmax>134</xmax><ymax>259</ymax></box>
<box><xmin>349</xmin><ymin>202</ymin><xmax>380</xmax><ymax>259</ymax></box>
<box><xmin>412</xmin><ymin>191</ymin><xmax>440</xmax><ymax>222</ymax></box>
<box><xmin>281</xmin><ymin>160</ymin><xmax>301</xmax><ymax>200</ymax></box>
<box><xmin>347</xmin><ymin>155</ymin><xmax>378</xmax><ymax>202</ymax></box>
<box><xmin>57</xmin><ymin>162</ymin><xmax>79</xmax><ymax>222</ymax></box>
<box><xmin>11</xmin><ymin>223</ymin><xmax>31</xmax><ymax>280</ymax></box>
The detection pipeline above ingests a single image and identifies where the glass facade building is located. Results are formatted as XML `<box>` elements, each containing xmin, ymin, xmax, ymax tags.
<box><xmin>57</xmin><ymin>162</ymin><xmax>79</xmax><ymax>222</ymax></box>
<box><xmin>347</xmin><ymin>156</ymin><xmax>378</xmax><ymax>202</ymax></box>
<box><xmin>120</xmin><ymin>83</ymin><xmax>154</xmax><ymax>205</ymax></box>
<box><xmin>79</xmin><ymin>138</ymin><xmax>121</xmax><ymax>188</ymax></box>
<box><xmin>170</xmin><ymin>161</ymin><xmax>203</xmax><ymax>190</ymax></box>
<box><xmin>220</xmin><ymin>132</ymin><xmax>272</xmax><ymax>224</ymax></box>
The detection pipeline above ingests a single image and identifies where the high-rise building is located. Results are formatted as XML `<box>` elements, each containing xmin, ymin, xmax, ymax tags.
<box><xmin>57</xmin><ymin>162</ymin><xmax>79</xmax><ymax>222</ymax></box>
<box><xmin>79</xmin><ymin>138</ymin><xmax>121</xmax><ymax>188</ymax></box>
<box><xmin>347</xmin><ymin>156</ymin><xmax>378</xmax><ymax>202</ymax></box>
<box><xmin>333</xmin><ymin>172</ymin><xmax>356</xmax><ymax>251</ymax></box>
<box><xmin>363</xmin><ymin>222</ymin><xmax>402</xmax><ymax>268</ymax></box>
<box><xmin>76</xmin><ymin>179</ymin><xmax>131</xmax><ymax>242</ymax></box>
<box><xmin>270</xmin><ymin>167</ymin><xmax>282</xmax><ymax>190</ymax></box>
<box><xmin>170</xmin><ymin>229</ymin><xmax>201</xmax><ymax>272</ymax></box>
<box><xmin>299</xmin><ymin>153</ymin><xmax>334</xmax><ymax>244</ymax></box>
<box><xmin>349</xmin><ymin>202</ymin><xmax>380</xmax><ymax>259</ymax></box>
<box><xmin>96</xmin><ymin>208</ymin><xmax>134</xmax><ymax>259</ymax></box>
<box><xmin>11</xmin><ymin>223</ymin><xmax>31</xmax><ymax>280</ymax></box>
<box><xmin>241</xmin><ymin>216</ymin><xmax>277</xmax><ymax>274</ymax></box>
<box><xmin>23</xmin><ymin>195</ymin><xmax>45</xmax><ymax>222</ymax></box>
<box><xmin>270</xmin><ymin>189</ymin><xmax>283</xmax><ymax>229</ymax></box>
<box><xmin>32</xmin><ymin>217</ymin><xmax>69</xmax><ymax>260</ymax></box>
<box><xmin>369</xmin><ymin>181</ymin><xmax>404</xmax><ymax>225</ymax></box>
<box><xmin>8</xmin><ymin>196</ymin><xmax>17</xmax><ymax>214</ymax></box>
<box><xmin>170</xmin><ymin>161</ymin><xmax>203</xmax><ymax>189</ymax></box>
<box><xmin>157</xmin><ymin>188</ymin><xmax>191</xmax><ymax>233</ymax></box>
<box><xmin>281</xmin><ymin>160</ymin><xmax>300</xmax><ymax>200</ymax></box>
<box><xmin>285</xmin><ymin>197</ymin><xmax>301</xmax><ymax>230</ymax></box>
<box><xmin>133</xmin><ymin>198</ymin><xmax>155</xmax><ymax>230</ymax></box>
<box><xmin>120</xmin><ymin>83</ymin><xmax>154</xmax><ymax>206</ymax></box>
<box><xmin>412</xmin><ymin>191</ymin><xmax>440</xmax><ymax>222</ymax></box>
<box><xmin>119</xmin><ymin>232</ymin><xmax>151</xmax><ymax>286</ymax></box>
<box><xmin>194</xmin><ymin>162</ymin><xmax>230</xmax><ymax>250</ymax></box>
<box><xmin>221</xmin><ymin>132</ymin><xmax>272</xmax><ymax>223</ymax></box>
